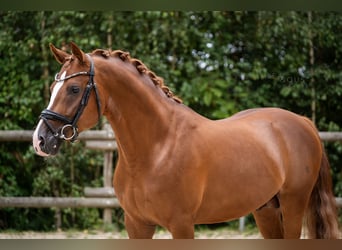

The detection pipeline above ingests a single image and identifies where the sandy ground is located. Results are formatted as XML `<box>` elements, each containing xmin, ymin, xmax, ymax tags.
<box><xmin>0</xmin><ymin>228</ymin><xmax>262</xmax><ymax>239</ymax></box>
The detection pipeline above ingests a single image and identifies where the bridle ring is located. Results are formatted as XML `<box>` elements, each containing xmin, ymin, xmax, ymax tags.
<box><xmin>60</xmin><ymin>124</ymin><xmax>77</xmax><ymax>141</ymax></box>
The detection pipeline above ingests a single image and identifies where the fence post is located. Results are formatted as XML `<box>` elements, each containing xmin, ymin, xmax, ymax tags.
<box><xmin>102</xmin><ymin>123</ymin><xmax>114</xmax><ymax>225</ymax></box>
<box><xmin>239</xmin><ymin>216</ymin><xmax>245</xmax><ymax>232</ymax></box>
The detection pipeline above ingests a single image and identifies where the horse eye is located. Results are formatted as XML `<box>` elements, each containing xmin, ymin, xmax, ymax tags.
<box><xmin>71</xmin><ymin>86</ymin><xmax>80</xmax><ymax>94</ymax></box>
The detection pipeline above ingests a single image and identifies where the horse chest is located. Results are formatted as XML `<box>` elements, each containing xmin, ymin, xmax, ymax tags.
<box><xmin>114</xmin><ymin>171</ymin><xmax>161</xmax><ymax>222</ymax></box>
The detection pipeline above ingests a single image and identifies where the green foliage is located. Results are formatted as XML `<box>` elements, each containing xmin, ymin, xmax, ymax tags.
<box><xmin>0</xmin><ymin>11</ymin><xmax>341</xmax><ymax>231</ymax></box>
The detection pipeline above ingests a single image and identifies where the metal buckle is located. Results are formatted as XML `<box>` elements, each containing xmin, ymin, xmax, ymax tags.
<box><xmin>60</xmin><ymin>124</ymin><xmax>77</xmax><ymax>141</ymax></box>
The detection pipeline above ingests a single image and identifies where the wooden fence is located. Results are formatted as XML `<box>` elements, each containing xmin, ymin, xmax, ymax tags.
<box><xmin>0</xmin><ymin>125</ymin><xmax>117</xmax><ymax>227</ymax></box>
<box><xmin>0</xmin><ymin>129</ymin><xmax>342</xmax><ymax>230</ymax></box>
<box><xmin>1</xmin><ymin>130</ymin><xmax>342</xmax><ymax>142</ymax></box>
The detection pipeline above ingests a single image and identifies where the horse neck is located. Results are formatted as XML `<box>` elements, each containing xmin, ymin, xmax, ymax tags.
<box><xmin>96</xmin><ymin>57</ymin><xmax>180</xmax><ymax>163</ymax></box>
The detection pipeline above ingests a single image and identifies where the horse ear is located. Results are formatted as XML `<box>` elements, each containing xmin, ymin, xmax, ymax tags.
<box><xmin>49</xmin><ymin>43</ymin><xmax>70</xmax><ymax>64</ymax></box>
<box><xmin>70</xmin><ymin>41</ymin><xmax>86</xmax><ymax>64</ymax></box>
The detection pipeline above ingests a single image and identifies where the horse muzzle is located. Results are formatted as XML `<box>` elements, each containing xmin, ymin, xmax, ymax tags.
<box><xmin>32</xmin><ymin>120</ymin><xmax>62</xmax><ymax>156</ymax></box>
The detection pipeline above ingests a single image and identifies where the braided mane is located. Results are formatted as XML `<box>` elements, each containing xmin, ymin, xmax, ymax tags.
<box><xmin>91</xmin><ymin>49</ymin><xmax>182</xmax><ymax>104</ymax></box>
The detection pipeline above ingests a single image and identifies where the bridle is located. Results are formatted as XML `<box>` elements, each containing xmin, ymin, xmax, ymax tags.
<box><xmin>40</xmin><ymin>54</ymin><xmax>101</xmax><ymax>142</ymax></box>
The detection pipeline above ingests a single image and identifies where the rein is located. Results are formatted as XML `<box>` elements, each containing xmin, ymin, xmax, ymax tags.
<box><xmin>40</xmin><ymin>54</ymin><xmax>101</xmax><ymax>142</ymax></box>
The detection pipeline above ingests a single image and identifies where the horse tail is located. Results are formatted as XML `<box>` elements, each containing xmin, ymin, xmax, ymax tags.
<box><xmin>305</xmin><ymin>150</ymin><xmax>340</xmax><ymax>238</ymax></box>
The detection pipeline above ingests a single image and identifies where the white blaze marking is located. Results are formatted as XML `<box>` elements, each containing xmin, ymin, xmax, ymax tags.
<box><xmin>32</xmin><ymin>71</ymin><xmax>66</xmax><ymax>157</ymax></box>
<box><xmin>32</xmin><ymin>119</ymin><xmax>49</xmax><ymax>157</ymax></box>
<box><xmin>47</xmin><ymin>71</ymin><xmax>66</xmax><ymax>109</ymax></box>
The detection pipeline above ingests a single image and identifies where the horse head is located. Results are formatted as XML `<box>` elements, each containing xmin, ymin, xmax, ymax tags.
<box><xmin>33</xmin><ymin>42</ymin><xmax>102</xmax><ymax>156</ymax></box>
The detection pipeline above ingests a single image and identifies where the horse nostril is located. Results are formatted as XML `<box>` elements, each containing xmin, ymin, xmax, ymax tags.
<box><xmin>39</xmin><ymin>135</ymin><xmax>45</xmax><ymax>147</ymax></box>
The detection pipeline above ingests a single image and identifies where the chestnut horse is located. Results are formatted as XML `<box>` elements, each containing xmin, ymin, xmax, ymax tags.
<box><xmin>33</xmin><ymin>42</ymin><xmax>340</xmax><ymax>239</ymax></box>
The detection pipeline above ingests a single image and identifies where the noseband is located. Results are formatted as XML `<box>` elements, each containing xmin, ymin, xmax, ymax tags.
<box><xmin>40</xmin><ymin>54</ymin><xmax>101</xmax><ymax>142</ymax></box>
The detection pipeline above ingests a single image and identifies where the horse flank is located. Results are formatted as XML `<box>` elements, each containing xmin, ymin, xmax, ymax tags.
<box><xmin>91</xmin><ymin>49</ymin><xmax>183</xmax><ymax>104</ymax></box>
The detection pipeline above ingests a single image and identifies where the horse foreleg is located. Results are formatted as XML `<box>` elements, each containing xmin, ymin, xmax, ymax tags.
<box><xmin>124</xmin><ymin>214</ymin><xmax>156</xmax><ymax>239</ymax></box>
<box><xmin>167</xmin><ymin>217</ymin><xmax>195</xmax><ymax>239</ymax></box>
<box><xmin>169</xmin><ymin>224</ymin><xmax>195</xmax><ymax>239</ymax></box>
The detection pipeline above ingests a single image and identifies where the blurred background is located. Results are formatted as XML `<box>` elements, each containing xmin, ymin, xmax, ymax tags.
<box><xmin>0</xmin><ymin>11</ymin><xmax>341</xmax><ymax>232</ymax></box>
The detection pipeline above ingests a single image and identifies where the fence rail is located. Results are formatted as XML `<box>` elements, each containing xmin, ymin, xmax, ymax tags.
<box><xmin>0</xmin><ymin>197</ymin><xmax>120</xmax><ymax>208</ymax></box>
<box><xmin>337</xmin><ymin>198</ymin><xmax>342</xmax><ymax>208</ymax></box>
<box><xmin>84</xmin><ymin>187</ymin><xmax>116</xmax><ymax>198</ymax></box>
<box><xmin>0</xmin><ymin>194</ymin><xmax>341</xmax><ymax>209</ymax></box>
<box><xmin>0</xmin><ymin>130</ymin><xmax>115</xmax><ymax>142</ymax></box>
<box><xmin>1</xmin><ymin>130</ymin><xmax>342</xmax><ymax>142</ymax></box>
<box><xmin>318</xmin><ymin>132</ymin><xmax>342</xmax><ymax>142</ymax></box>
